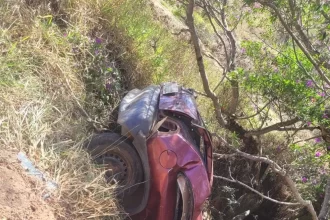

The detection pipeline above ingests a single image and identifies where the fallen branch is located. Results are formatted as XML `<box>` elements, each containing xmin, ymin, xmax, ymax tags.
<box><xmin>213</xmin><ymin>175</ymin><xmax>300</xmax><ymax>206</ymax></box>
<box><xmin>214</xmin><ymin>136</ymin><xmax>319</xmax><ymax>220</ymax></box>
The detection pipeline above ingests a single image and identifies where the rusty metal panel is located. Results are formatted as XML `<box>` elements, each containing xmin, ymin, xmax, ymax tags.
<box><xmin>159</xmin><ymin>83</ymin><xmax>199</xmax><ymax>121</ymax></box>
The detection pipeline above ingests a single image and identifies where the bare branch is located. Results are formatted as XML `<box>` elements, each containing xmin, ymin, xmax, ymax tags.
<box><xmin>213</xmin><ymin>175</ymin><xmax>301</xmax><ymax>206</ymax></box>
<box><xmin>217</xmin><ymin>0</ymin><xmax>237</xmax><ymax>71</ymax></box>
<box><xmin>186</xmin><ymin>0</ymin><xmax>226</xmax><ymax>126</ymax></box>
<box><xmin>202</xmin><ymin>0</ymin><xmax>230</xmax><ymax>69</ymax></box>
<box><xmin>245</xmin><ymin>117</ymin><xmax>300</xmax><ymax>137</ymax></box>
<box><xmin>288</xmin><ymin>0</ymin><xmax>318</xmax><ymax>55</ymax></box>
<box><xmin>171</xmin><ymin>28</ymin><xmax>190</xmax><ymax>36</ymax></box>
<box><xmin>212</xmin><ymin>74</ymin><xmax>226</xmax><ymax>92</ymax></box>
<box><xmin>236</xmin><ymin>99</ymin><xmax>272</xmax><ymax>120</ymax></box>
<box><xmin>213</xmin><ymin>153</ymin><xmax>235</xmax><ymax>160</ymax></box>
<box><xmin>203</xmin><ymin>52</ymin><xmax>226</xmax><ymax>71</ymax></box>
<box><xmin>284</xmin><ymin>176</ymin><xmax>318</xmax><ymax>220</ymax></box>
<box><xmin>205</xmin><ymin>2</ymin><xmax>228</xmax><ymax>31</ymax></box>
<box><xmin>276</xmin><ymin>126</ymin><xmax>319</xmax><ymax>132</ymax></box>
<box><xmin>186</xmin><ymin>0</ymin><xmax>215</xmax><ymax>100</ymax></box>
<box><xmin>204</xmin><ymin>0</ymin><xmax>237</xmax><ymax>70</ymax></box>
<box><xmin>204</xmin><ymin>0</ymin><xmax>239</xmax><ymax>114</ymax></box>
<box><xmin>216</xmin><ymin>0</ymin><xmax>239</xmax><ymax>114</ymax></box>
<box><xmin>194</xmin><ymin>89</ymin><xmax>209</xmax><ymax>97</ymax></box>
<box><xmin>291</xmin><ymin>134</ymin><xmax>322</xmax><ymax>145</ymax></box>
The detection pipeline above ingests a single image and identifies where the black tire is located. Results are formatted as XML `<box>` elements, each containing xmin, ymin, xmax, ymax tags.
<box><xmin>85</xmin><ymin>133</ymin><xmax>144</xmax><ymax>196</ymax></box>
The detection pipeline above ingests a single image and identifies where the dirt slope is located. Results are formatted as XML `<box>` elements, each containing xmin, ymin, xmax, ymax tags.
<box><xmin>148</xmin><ymin>0</ymin><xmax>187</xmax><ymax>33</ymax></box>
<box><xmin>0</xmin><ymin>149</ymin><xmax>56</xmax><ymax>220</ymax></box>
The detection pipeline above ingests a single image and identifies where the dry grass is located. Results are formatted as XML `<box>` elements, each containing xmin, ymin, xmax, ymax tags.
<box><xmin>0</xmin><ymin>0</ymin><xmax>125</xmax><ymax>219</ymax></box>
<box><xmin>0</xmin><ymin>0</ymin><xmax>231</xmax><ymax>218</ymax></box>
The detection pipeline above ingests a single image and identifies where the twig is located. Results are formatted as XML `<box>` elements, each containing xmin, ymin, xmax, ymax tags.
<box><xmin>245</xmin><ymin>117</ymin><xmax>300</xmax><ymax>137</ymax></box>
<box><xmin>276</xmin><ymin>126</ymin><xmax>319</xmax><ymax>132</ymax></box>
<box><xmin>194</xmin><ymin>89</ymin><xmax>209</xmax><ymax>97</ymax></box>
<box><xmin>236</xmin><ymin>99</ymin><xmax>272</xmax><ymax>120</ymax></box>
<box><xmin>292</xmin><ymin>135</ymin><xmax>323</xmax><ymax>145</ymax></box>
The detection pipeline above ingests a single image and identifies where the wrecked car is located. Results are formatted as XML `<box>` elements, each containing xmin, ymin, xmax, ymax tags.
<box><xmin>85</xmin><ymin>82</ymin><xmax>213</xmax><ymax>220</ymax></box>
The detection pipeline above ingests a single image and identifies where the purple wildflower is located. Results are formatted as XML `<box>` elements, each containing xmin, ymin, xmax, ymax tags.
<box><xmin>315</xmin><ymin>152</ymin><xmax>321</xmax><ymax>157</ymax></box>
<box><xmin>306</xmin><ymin>121</ymin><xmax>311</xmax><ymax>126</ymax></box>
<box><xmin>105</xmin><ymin>83</ymin><xmax>111</xmax><ymax>91</ymax></box>
<box><xmin>315</xmin><ymin>137</ymin><xmax>322</xmax><ymax>143</ymax></box>
<box><xmin>95</xmin><ymin>37</ymin><xmax>102</xmax><ymax>44</ymax></box>
<box><xmin>323</xmin><ymin>113</ymin><xmax>329</xmax><ymax>119</ymax></box>
<box><xmin>302</xmin><ymin>176</ymin><xmax>308</xmax><ymax>183</ymax></box>
<box><xmin>63</xmin><ymin>33</ymin><xmax>67</xmax><ymax>37</ymax></box>
<box><xmin>306</xmin><ymin>80</ymin><xmax>314</xmax><ymax>88</ymax></box>
<box><xmin>105</xmin><ymin>78</ymin><xmax>113</xmax><ymax>91</ymax></box>
<box><xmin>318</xmin><ymin>92</ymin><xmax>326</xmax><ymax>97</ymax></box>
<box><xmin>95</xmin><ymin>49</ymin><xmax>99</xmax><ymax>55</ymax></box>
<box><xmin>241</xmin><ymin>48</ymin><xmax>246</xmax><ymax>54</ymax></box>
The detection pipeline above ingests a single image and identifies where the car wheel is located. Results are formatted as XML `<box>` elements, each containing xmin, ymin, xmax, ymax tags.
<box><xmin>85</xmin><ymin>132</ymin><xmax>144</xmax><ymax>196</ymax></box>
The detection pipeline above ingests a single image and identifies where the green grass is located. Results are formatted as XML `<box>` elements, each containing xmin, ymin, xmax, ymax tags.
<box><xmin>96</xmin><ymin>0</ymin><xmax>223</xmax><ymax>131</ymax></box>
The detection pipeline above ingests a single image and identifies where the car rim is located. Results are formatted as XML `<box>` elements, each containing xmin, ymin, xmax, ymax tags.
<box><xmin>97</xmin><ymin>152</ymin><xmax>129</xmax><ymax>185</ymax></box>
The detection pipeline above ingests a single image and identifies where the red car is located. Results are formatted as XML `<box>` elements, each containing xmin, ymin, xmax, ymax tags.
<box><xmin>86</xmin><ymin>82</ymin><xmax>213</xmax><ymax>220</ymax></box>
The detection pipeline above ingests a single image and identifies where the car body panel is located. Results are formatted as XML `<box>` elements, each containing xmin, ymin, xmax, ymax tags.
<box><xmin>118</xmin><ymin>82</ymin><xmax>213</xmax><ymax>220</ymax></box>
<box><xmin>132</xmin><ymin>130</ymin><xmax>211</xmax><ymax>220</ymax></box>
<box><xmin>159</xmin><ymin>83</ymin><xmax>199</xmax><ymax>122</ymax></box>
